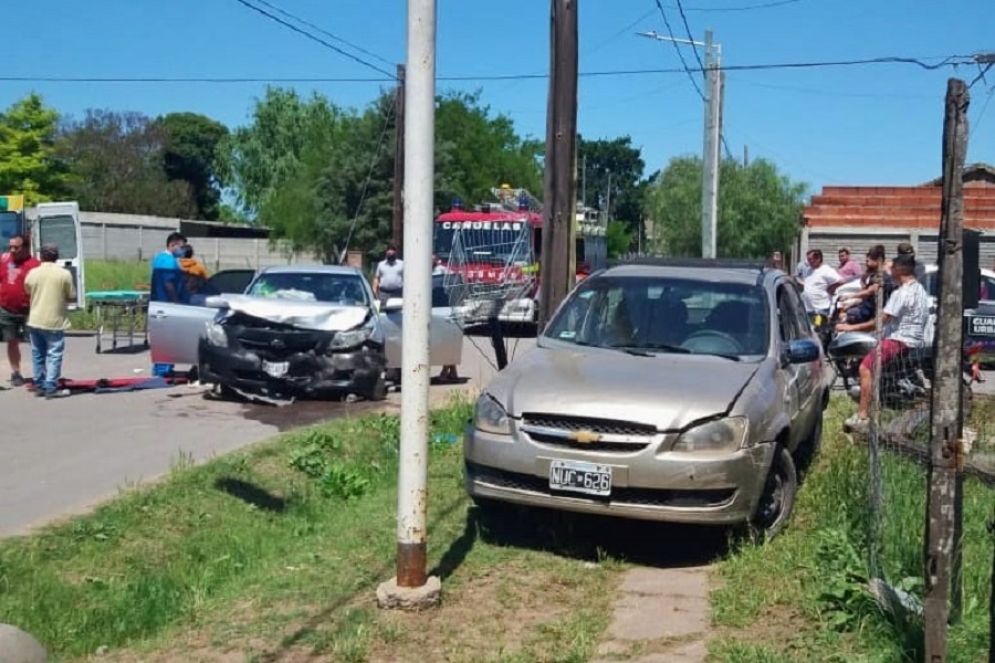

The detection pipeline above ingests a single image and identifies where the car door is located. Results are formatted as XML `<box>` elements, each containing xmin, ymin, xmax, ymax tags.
<box><xmin>380</xmin><ymin>276</ymin><xmax>464</xmax><ymax>369</ymax></box>
<box><xmin>148</xmin><ymin>269</ymin><xmax>256</xmax><ymax>366</ymax></box>
<box><xmin>775</xmin><ymin>284</ymin><xmax>810</xmax><ymax>448</ymax></box>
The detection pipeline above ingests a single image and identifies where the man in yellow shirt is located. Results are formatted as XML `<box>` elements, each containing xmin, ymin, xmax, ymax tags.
<box><xmin>24</xmin><ymin>244</ymin><xmax>76</xmax><ymax>398</ymax></box>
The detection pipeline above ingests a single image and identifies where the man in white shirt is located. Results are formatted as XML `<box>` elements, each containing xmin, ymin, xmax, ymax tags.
<box><xmin>372</xmin><ymin>245</ymin><xmax>404</xmax><ymax>307</ymax></box>
<box><xmin>800</xmin><ymin>249</ymin><xmax>845</xmax><ymax>315</ymax></box>
<box><xmin>847</xmin><ymin>253</ymin><xmax>930</xmax><ymax>429</ymax></box>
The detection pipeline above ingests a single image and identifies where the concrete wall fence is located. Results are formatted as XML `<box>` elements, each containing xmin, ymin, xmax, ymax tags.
<box><xmin>74</xmin><ymin>211</ymin><xmax>320</xmax><ymax>270</ymax></box>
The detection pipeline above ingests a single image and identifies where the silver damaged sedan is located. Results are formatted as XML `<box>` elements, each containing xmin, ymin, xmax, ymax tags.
<box><xmin>463</xmin><ymin>259</ymin><xmax>829</xmax><ymax>538</ymax></box>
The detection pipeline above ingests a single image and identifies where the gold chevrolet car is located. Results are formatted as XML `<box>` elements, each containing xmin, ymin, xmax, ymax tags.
<box><xmin>463</xmin><ymin>258</ymin><xmax>829</xmax><ymax>538</ymax></box>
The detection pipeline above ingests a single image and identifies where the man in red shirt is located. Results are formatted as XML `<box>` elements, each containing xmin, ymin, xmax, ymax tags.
<box><xmin>0</xmin><ymin>234</ymin><xmax>41</xmax><ymax>386</ymax></box>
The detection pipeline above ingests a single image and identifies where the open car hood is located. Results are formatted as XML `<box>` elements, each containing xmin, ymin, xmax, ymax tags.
<box><xmin>206</xmin><ymin>294</ymin><xmax>370</xmax><ymax>332</ymax></box>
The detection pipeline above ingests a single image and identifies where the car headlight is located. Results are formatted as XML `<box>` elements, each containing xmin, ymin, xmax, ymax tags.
<box><xmin>204</xmin><ymin>321</ymin><xmax>228</xmax><ymax>347</ymax></box>
<box><xmin>473</xmin><ymin>393</ymin><xmax>511</xmax><ymax>436</ymax></box>
<box><xmin>330</xmin><ymin>322</ymin><xmax>376</xmax><ymax>350</ymax></box>
<box><xmin>672</xmin><ymin>416</ymin><xmax>748</xmax><ymax>453</ymax></box>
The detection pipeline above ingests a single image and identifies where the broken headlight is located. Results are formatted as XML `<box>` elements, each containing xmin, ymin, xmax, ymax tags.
<box><xmin>204</xmin><ymin>321</ymin><xmax>228</xmax><ymax>347</ymax></box>
<box><xmin>329</xmin><ymin>318</ymin><xmax>379</xmax><ymax>351</ymax></box>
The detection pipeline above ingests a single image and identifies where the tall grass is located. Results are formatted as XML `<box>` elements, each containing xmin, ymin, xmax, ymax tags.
<box><xmin>69</xmin><ymin>260</ymin><xmax>150</xmax><ymax>331</ymax></box>
<box><xmin>711</xmin><ymin>395</ymin><xmax>993</xmax><ymax>662</ymax></box>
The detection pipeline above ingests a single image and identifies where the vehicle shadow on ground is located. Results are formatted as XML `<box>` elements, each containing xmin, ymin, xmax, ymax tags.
<box><xmin>94</xmin><ymin>344</ymin><xmax>149</xmax><ymax>356</ymax></box>
<box><xmin>455</xmin><ymin>504</ymin><xmax>733</xmax><ymax>570</ymax></box>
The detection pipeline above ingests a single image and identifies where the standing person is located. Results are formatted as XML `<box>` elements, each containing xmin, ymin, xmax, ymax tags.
<box><xmin>178</xmin><ymin>244</ymin><xmax>210</xmax><ymax>306</ymax></box>
<box><xmin>836</xmin><ymin>247</ymin><xmax>863</xmax><ymax>282</ymax></box>
<box><xmin>150</xmin><ymin>232</ymin><xmax>188</xmax><ymax>377</ymax></box>
<box><xmin>0</xmin><ymin>234</ymin><xmax>41</xmax><ymax>387</ymax></box>
<box><xmin>430</xmin><ymin>253</ymin><xmax>459</xmax><ymax>382</ymax></box>
<box><xmin>895</xmin><ymin>241</ymin><xmax>927</xmax><ymax>282</ymax></box>
<box><xmin>24</xmin><ymin>244</ymin><xmax>75</xmax><ymax>399</ymax></box>
<box><xmin>800</xmin><ymin>249</ymin><xmax>845</xmax><ymax>316</ymax></box>
<box><xmin>372</xmin><ymin>244</ymin><xmax>404</xmax><ymax>308</ymax></box>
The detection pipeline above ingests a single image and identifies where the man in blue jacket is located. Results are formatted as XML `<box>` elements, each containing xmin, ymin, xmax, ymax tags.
<box><xmin>150</xmin><ymin>232</ymin><xmax>188</xmax><ymax>376</ymax></box>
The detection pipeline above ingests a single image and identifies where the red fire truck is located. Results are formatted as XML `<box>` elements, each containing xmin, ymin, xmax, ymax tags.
<box><xmin>433</xmin><ymin>184</ymin><xmax>606</xmax><ymax>326</ymax></box>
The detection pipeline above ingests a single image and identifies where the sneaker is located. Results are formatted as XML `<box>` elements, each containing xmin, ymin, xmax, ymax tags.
<box><xmin>10</xmin><ymin>372</ymin><xmax>24</xmax><ymax>387</ymax></box>
<box><xmin>845</xmin><ymin>414</ymin><xmax>869</xmax><ymax>433</ymax></box>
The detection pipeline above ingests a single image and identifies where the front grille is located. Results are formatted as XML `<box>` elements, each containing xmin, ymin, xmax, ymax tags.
<box><xmin>521</xmin><ymin>413</ymin><xmax>657</xmax><ymax>437</ymax></box>
<box><xmin>229</xmin><ymin>327</ymin><xmax>331</xmax><ymax>360</ymax></box>
<box><xmin>467</xmin><ymin>462</ymin><xmax>735</xmax><ymax>508</ymax></box>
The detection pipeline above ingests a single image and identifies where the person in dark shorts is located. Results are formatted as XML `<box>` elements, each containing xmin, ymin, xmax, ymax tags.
<box><xmin>0</xmin><ymin>234</ymin><xmax>40</xmax><ymax>386</ymax></box>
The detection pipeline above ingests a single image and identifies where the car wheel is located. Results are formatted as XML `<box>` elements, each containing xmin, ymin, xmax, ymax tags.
<box><xmin>366</xmin><ymin>374</ymin><xmax>388</xmax><ymax>402</ymax></box>
<box><xmin>750</xmin><ymin>445</ymin><xmax>798</xmax><ymax>540</ymax></box>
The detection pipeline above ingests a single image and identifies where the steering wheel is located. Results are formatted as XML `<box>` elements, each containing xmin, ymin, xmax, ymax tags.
<box><xmin>681</xmin><ymin>329</ymin><xmax>744</xmax><ymax>355</ymax></box>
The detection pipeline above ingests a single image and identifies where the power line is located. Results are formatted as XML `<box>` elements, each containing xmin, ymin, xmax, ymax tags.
<box><xmin>588</xmin><ymin>9</ymin><xmax>658</xmax><ymax>56</ymax></box>
<box><xmin>231</xmin><ymin>0</ymin><xmax>394</xmax><ymax>78</ymax></box>
<box><xmin>652</xmin><ymin>0</ymin><xmax>706</xmax><ymax>101</ymax></box>
<box><xmin>682</xmin><ymin>0</ymin><xmax>804</xmax><ymax>12</ymax></box>
<box><xmin>342</xmin><ymin>90</ymin><xmax>396</xmax><ymax>256</ymax></box>
<box><xmin>1</xmin><ymin>54</ymin><xmax>980</xmax><ymax>85</ymax></box>
<box><xmin>673</xmin><ymin>0</ymin><xmax>707</xmax><ymax>77</ymax></box>
<box><xmin>247</xmin><ymin>0</ymin><xmax>395</xmax><ymax>68</ymax></box>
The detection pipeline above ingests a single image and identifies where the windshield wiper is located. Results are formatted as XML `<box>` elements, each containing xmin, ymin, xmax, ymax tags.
<box><xmin>608</xmin><ymin>342</ymin><xmax>692</xmax><ymax>355</ymax></box>
<box><xmin>701</xmin><ymin>352</ymin><xmax>743</xmax><ymax>362</ymax></box>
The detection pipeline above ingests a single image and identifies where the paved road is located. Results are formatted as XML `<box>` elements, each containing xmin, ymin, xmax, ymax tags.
<box><xmin>0</xmin><ymin>332</ymin><xmax>534</xmax><ymax>538</ymax></box>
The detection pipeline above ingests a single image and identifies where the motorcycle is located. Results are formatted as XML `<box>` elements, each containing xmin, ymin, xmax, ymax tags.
<box><xmin>826</xmin><ymin>331</ymin><xmax>981</xmax><ymax>409</ymax></box>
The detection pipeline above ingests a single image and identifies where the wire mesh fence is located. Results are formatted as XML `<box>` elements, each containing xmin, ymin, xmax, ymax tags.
<box><xmin>833</xmin><ymin>256</ymin><xmax>995</xmax><ymax>647</ymax></box>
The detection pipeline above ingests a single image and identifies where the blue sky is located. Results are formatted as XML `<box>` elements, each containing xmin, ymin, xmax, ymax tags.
<box><xmin>2</xmin><ymin>0</ymin><xmax>992</xmax><ymax>193</ymax></box>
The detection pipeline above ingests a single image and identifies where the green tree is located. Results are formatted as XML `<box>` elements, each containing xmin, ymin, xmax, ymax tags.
<box><xmin>157</xmin><ymin>112</ymin><xmax>229</xmax><ymax>220</ymax></box>
<box><xmin>434</xmin><ymin>90</ymin><xmax>543</xmax><ymax>209</ymax></box>
<box><xmin>645</xmin><ymin>155</ymin><xmax>807</xmax><ymax>259</ymax></box>
<box><xmin>57</xmin><ymin>109</ymin><xmax>197</xmax><ymax>217</ymax></box>
<box><xmin>577</xmin><ymin>135</ymin><xmax>646</xmax><ymax>227</ymax></box>
<box><xmin>606</xmin><ymin>220</ymin><xmax>635</xmax><ymax>258</ymax></box>
<box><xmin>222</xmin><ymin>87</ymin><xmax>342</xmax><ymax>218</ymax></box>
<box><xmin>0</xmin><ymin>93</ymin><xmax>69</xmax><ymax>203</ymax></box>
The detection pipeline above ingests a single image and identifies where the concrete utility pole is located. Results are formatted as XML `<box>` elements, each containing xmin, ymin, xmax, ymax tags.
<box><xmin>638</xmin><ymin>29</ymin><xmax>723</xmax><ymax>259</ymax></box>
<box><xmin>538</xmin><ymin>0</ymin><xmax>579</xmax><ymax>329</ymax></box>
<box><xmin>392</xmin><ymin>64</ymin><xmax>406</xmax><ymax>253</ymax></box>
<box><xmin>376</xmin><ymin>0</ymin><xmax>440</xmax><ymax>611</ymax></box>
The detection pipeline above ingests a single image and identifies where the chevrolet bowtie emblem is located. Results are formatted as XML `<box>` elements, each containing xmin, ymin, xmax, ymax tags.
<box><xmin>570</xmin><ymin>430</ymin><xmax>602</xmax><ymax>444</ymax></box>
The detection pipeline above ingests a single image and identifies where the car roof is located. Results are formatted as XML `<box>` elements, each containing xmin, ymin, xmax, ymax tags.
<box><xmin>260</xmin><ymin>264</ymin><xmax>364</xmax><ymax>276</ymax></box>
<box><xmin>602</xmin><ymin>262</ymin><xmax>781</xmax><ymax>287</ymax></box>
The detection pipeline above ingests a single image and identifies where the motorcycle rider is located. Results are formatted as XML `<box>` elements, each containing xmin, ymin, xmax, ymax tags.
<box><xmin>834</xmin><ymin>245</ymin><xmax>893</xmax><ymax>329</ymax></box>
<box><xmin>846</xmin><ymin>253</ymin><xmax>930</xmax><ymax>431</ymax></box>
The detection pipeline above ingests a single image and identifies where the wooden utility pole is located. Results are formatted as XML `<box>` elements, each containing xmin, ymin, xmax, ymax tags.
<box><xmin>923</xmin><ymin>77</ymin><xmax>970</xmax><ymax>662</ymax></box>
<box><xmin>538</xmin><ymin>0</ymin><xmax>579</xmax><ymax>329</ymax></box>
<box><xmin>392</xmin><ymin>64</ymin><xmax>407</xmax><ymax>254</ymax></box>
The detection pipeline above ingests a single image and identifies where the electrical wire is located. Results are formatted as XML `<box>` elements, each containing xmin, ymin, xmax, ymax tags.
<box><xmin>682</xmin><ymin>0</ymin><xmax>804</xmax><ymax>12</ymax></box>
<box><xmin>587</xmin><ymin>8</ymin><xmax>658</xmax><ymax>56</ymax></box>
<box><xmin>652</xmin><ymin>0</ymin><xmax>706</xmax><ymax>101</ymax></box>
<box><xmin>231</xmin><ymin>0</ymin><xmax>394</xmax><ymax>78</ymax></box>
<box><xmin>247</xmin><ymin>0</ymin><xmax>395</xmax><ymax>68</ymax></box>
<box><xmin>973</xmin><ymin>87</ymin><xmax>994</xmax><ymax>136</ymax></box>
<box><xmin>2</xmin><ymin>54</ymin><xmax>978</xmax><ymax>85</ymax></box>
<box><xmin>673</xmin><ymin>0</ymin><xmax>707</xmax><ymax>78</ymax></box>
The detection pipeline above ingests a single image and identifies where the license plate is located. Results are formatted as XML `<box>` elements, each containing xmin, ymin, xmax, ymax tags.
<box><xmin>262</xmin><ymin>361</ymin><xmax>289</xmax><ymax>378</ymax></box>
<box><xmin>548</xmin><ymin>460</ymin><xmax>612</xmax><ymax>497</ymax></box>
<box><xmin>969</xmin><ymin>316</ymin><xmax>995</xmax><ymax>337</ymax></box>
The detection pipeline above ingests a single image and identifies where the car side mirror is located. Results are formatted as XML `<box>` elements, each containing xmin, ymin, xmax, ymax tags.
<box><xmin>785</xmin><ymin>338</ymin><xmax>820</xmax><ymax>365</ymax></box>
<box><xmin>383</xmin><ymin>297</ymin><xmax>403</xmax><ymax>312</ymax></box>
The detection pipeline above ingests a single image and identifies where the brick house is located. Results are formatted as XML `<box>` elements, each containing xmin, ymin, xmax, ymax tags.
<box><xmin>795</xmin><ymin>163</ymin><xmax>995</xmax><ymax>269</ymax></box>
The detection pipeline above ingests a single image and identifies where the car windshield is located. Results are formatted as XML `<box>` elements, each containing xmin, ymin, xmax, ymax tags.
<box><xmin>543</xmin><ymin>274</ymin><xmax>770</xmax><ymax>359</ymax></box>
<box><xmin>247</xmin><ymin>272</ymin><xmax>370</xmax><ymax>306</ymax></box>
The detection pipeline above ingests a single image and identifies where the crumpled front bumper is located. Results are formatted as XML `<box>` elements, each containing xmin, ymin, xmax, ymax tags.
<box><xmin>198</xmin><ymin>338</ymin><xmax>385</xmax><ymax>398</ymax></box>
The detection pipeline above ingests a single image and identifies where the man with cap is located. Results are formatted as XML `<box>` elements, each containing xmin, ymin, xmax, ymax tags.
<box><xmin>24</xmin><ymin>244</ymin><xmax>75</xmax><ymax>398</ymax></box>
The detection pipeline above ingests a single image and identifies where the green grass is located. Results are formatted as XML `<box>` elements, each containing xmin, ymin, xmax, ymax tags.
<box><xmin>69</xmin><ymin>260</ymin><xmax>151</xmax><ymax>331</ymax></box>
<box><xmin>0</xmin><ymin>397</ymin><xmax>622</xmax><ymax>663</ymax></box>
<box><xmin>709</xmin><ymin>394</ymin><xmax>993</xmax><ymax>663</ymax></box>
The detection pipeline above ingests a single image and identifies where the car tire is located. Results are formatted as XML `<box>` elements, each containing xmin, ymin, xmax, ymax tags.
<box><xmin>750</xmin><ymin>445</ymin><xmax>798</xmax><ymax>541</ymax></box>
<box><xmin>366</xmin><ymin>374</ymin><xmax>388</xmax><ymax>402</ymax></box>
